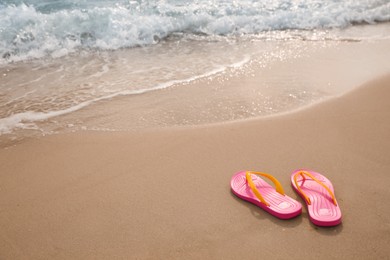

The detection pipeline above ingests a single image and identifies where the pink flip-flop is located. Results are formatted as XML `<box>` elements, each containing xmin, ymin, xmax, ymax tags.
<box><xmin>291</xmin><ymin>169</ymin><xmax>342</xmax><ymax>226</ymax></box>
<box><xmin>231</xmin><ymin>171</ymin><xmax>302</xmax><ymax>219</ymax></box>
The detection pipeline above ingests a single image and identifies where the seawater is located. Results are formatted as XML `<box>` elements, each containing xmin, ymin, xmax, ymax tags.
<box><xmin>1</xmin><ymin>0</ymin><xmax>389</xmax><ymax>62</ymax></box>
<box><xmin>0</xmin><ymin>0</ymin><xmax>390</xmax><ymax>144</ymax></box>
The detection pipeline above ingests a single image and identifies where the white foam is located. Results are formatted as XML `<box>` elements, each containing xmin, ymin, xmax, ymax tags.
<box><xmin>1</xmin><ymin>0</ymin><xmax>389</xmax><ymax>64</ymax></box>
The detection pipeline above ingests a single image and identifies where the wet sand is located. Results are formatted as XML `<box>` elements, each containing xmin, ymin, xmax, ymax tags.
<box><xmin>1</xmin><ymin>37</ymin><xmax>390</xmax><ymax>144</ymax></box>
<box><xmin>1</xmin><ymin>69</ymin><xmax>390</xmax><ymax>259</ymax></box>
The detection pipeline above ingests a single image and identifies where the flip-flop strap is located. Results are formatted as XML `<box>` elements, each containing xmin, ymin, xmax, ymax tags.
<box><xmin>246</xmin><ymin>171</ymin><xmax>285</xmax><ymax>207</ymax></box>
<box><xmin>293</xmin><ymin>171</ymin><xmax>337</xmax><ymax>206</ymax></box>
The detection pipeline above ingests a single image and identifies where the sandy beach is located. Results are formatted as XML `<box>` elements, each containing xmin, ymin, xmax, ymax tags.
<box><xmin>1</xmin><ymin>64</ymin><xmax>390</xmax><ymax>259</ymax></box>
<box><xmin>1</xmin><ymin>1</ymin><xmax>390</xmax><ymax>258</ymax></box>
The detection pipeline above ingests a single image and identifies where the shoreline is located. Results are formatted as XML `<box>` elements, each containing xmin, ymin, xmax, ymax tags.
<box><xmin>1</xmin><ymin>37</ymin><xmax>390</xmax><ymax>148</ymax></box>
<box><xmin>1</xmin><ymin>73</ymin><xmax>390</xmax><ymax>259</ymax></box>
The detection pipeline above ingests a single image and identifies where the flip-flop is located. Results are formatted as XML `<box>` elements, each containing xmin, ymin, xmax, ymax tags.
<box><xmin>231</xmin><ymin>171</ymin><xmax>302</xmax><ymax>219</ymax></box>
<box><xmin>291</xmin><ymin>169</ymin><xmax>342</xmax><ymax>226</ymax></box>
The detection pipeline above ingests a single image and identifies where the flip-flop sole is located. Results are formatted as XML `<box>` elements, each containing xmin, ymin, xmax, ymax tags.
<box><xmin>231</xmin><ymin>171</ymin><xmax>302</xmax><ymax>219</ymax></box>
<box><xmin>291</xmin><ymin>169</ymin><xmax>342</xmax><ymax>226</ymax></box>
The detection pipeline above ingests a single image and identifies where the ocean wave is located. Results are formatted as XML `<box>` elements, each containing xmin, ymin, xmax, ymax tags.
<box><xmin>1</xmin><ymin>0</ymin><xmax>389</xmax><ymax>63</ymax></box>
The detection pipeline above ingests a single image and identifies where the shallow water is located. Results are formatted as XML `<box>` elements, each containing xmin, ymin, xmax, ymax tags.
<box><xmin>1</xmin><ymin>31</ymin><xmax>390</xmax><ymax>148</ymax></box>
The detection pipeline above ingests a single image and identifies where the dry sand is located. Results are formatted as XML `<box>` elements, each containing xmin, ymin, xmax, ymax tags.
<box><xmin>1</xmin><ymin>75</ymin><xmax>390</xmax><ymax>258</ymax></box>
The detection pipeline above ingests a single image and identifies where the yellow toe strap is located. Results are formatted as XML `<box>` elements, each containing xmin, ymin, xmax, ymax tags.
<box><xmin>246</xmin><ymin>171</ymin><xmax>285</xmax><ymax>207</ymax></box>
<box><xmin>293</xmin><ymin>171</ymin><xmax>337</xmax><ymax>206</ymax></box>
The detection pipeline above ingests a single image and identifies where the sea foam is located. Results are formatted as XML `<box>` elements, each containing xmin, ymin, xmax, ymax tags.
<box><xmin>1</xmin><ymin>0</ymin><xmax>389</xmax><ymax>63</ymax></box>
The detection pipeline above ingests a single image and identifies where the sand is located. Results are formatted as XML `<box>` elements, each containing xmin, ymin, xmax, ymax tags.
<box><xmin>1</xmin><ymin>70</ymin><xmax>390</xmax><ymax>258</ymax></box>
